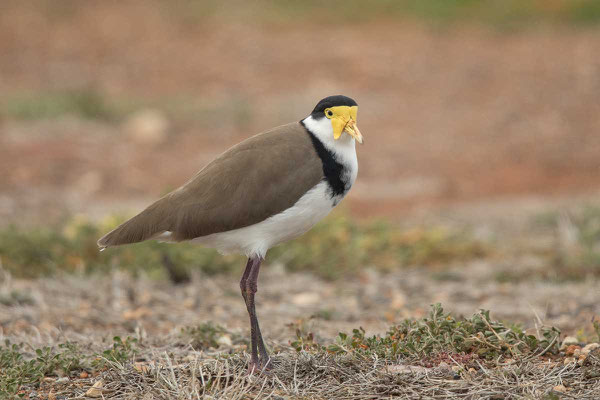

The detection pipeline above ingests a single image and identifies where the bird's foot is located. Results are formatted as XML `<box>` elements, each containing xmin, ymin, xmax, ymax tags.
<box><xmin>247</xmin><ymin>360</ymin><xmax>260</xmax><ymax>375</ymax></box>
<box><xmin>247</xmin><ymin>357</ymin><xmax>272</xmax><ymax>375</ymax></box>
<box><xmin>260</xmin><ymin>356</ymin><xmax>273</xmax><ymax>371</ymax></box>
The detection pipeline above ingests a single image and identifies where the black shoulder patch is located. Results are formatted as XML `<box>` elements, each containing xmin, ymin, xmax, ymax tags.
<box><xmin>300</xmin><ymin>122</ymin><xmax>347</xmax><ymax>197</ymax></box>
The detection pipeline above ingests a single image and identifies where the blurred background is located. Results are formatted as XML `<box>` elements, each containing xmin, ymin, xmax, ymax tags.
<box><xmin>2</xmin><ymin>0</ymin><xmax>600</xmax><ymax>223</ymax></box>
<box><xmin>1</xmin><ymin>1</ymin><xmax>600</xmax><ymax>342</ymax></box>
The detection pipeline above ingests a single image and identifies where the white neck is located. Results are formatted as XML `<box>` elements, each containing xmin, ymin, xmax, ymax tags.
<box><xmin>301</xmin><ymin>115</ymin><xmax>358</xmax><ymax>187</ymax></box>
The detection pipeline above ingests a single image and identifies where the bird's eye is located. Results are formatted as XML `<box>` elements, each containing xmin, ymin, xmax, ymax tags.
<box><xmin>325</xmin><ymin>109</ymin><xmax>334</xmax><ymax>118</ymax></box>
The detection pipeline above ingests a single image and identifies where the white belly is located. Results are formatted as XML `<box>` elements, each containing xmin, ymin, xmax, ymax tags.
<box><xmin>188</xmin><ymin>181</ymin><xmax>342</xmax><ymax>258</ymax></box>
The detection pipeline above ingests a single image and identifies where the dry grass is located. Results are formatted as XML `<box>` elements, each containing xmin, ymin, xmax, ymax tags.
<box><xmin>82</xmin><ymin>350</ymin><xmax>600</xmax><ymax>399</ymax></box>
<box><xmin>7</xmin><ymin>335</ymin><xmax>600</xmax><ymax>399</ymax></box>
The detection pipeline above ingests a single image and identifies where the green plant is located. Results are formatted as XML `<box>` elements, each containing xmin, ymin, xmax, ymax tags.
<box><xmin>538</xmin><ymin>206</ymin><xmax>600</xmax><ymax>281</ymax></box>
<box><xmin>181</xmin><ymin>322</ymin><xmax>244</xmax><ymax>350</ymax></box>
<box><xmin>35</xmin><ymin>342</ymin><xmax>85</xmax><ymax>376</ymax></box>
<box><xmin>323</xmin><ymin>304</ymin><xmax>560</xmax><ymax>364</ymax></box>
<box><xmin>0</xmin><ymin>341</ymin><xmax>35</xmax><ymax>397</ymax></box>
<box><xmin>0</xmin><ymin>340</ymin><xmax>88</xmax><ymax>398</ymax></box>
<box><xmin>96</xmin><ymin>336</ymin><xmax>138</xmax><ymax>366</ymax></box>
<box><xmin>0</xmin><ymin>290</ymin><xmax>34</xmax><ymax>306</ymax></box>
<box><xmin>289</xmin><ymin>319</ymin><xmax>322</xmax><ymax>352</ymax></box>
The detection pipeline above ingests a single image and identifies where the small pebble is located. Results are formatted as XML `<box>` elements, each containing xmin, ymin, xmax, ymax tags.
<box><xmin>217</xmin><ymin>334</ymin><xmax>233</xmax><ymax>347</ymax></box>
<box><xmin>582</xmin><ymin>343</ymin><xmax>600</xmax><ymax>355</ymax></box>
<box><xmin>134</xmin><ymin>362</ymin><xmax>153</xmax><ymax>374</ymax></box>
<box><xmin>560</xmin><ymin>336</ymin><xmax>579</xmax><ymax>350</ymax></box>
<box><xmin>553</xmin><ymin>384</ymin><xmax>567</xmax><ymax>393</ymax></box>
<box><xmin>564</xmin><ymin>357</ymin><xmax>576</xmax><ymax>365</ymax></box>
<box><xmin>565</xmin><ymin>344</ymin><xmax>580</xmax><ymax>356</ymax></box>
<box><xmin>438</xmin><ymin>361</ymin><xmax>450</xmax><ymax>371</ymax></box>
<box><xmin>85</xmin><ymin>380</ymin><xmax>104</xmax><ymax>398</ymax></box>
<box><xmin>123</xmin><ymin>109</ymin><xmax>169</xmax><ymax>145</ymax></box>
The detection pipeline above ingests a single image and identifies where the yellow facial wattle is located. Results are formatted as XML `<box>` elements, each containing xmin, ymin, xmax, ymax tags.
<box><xmin>324</xmin><ymin>105</ymin><xmax>363</xmax><ymax>144</ymax></box>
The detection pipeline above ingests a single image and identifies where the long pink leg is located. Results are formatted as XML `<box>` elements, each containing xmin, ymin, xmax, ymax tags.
<box><xmin>240</xmin><ymin>256</ymin><xmax>270</xmax><ymax>372</ymax></box>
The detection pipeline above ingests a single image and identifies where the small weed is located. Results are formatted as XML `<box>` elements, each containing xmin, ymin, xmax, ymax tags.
<box><xmin>181</xmin><ymin>322</ymin><xmax>244</xmax><ymax>350</ymax></box>
<box><xmin>54</xmin><ymin>342</ymin><xmax>88</xmax><ymax>373</ymax></box>
<box><xmin>0</xmin><ymin>341</ymin><xmax>34</xmax><ymax>397</ymax></box>
<box><xmin>544</xmin><ymin>393</ymin><xmax>561</xmax><ymax>400</ymax></box>
<box><xmin>0</xmin><ymin>340</ymin><xmax>88</xmax><ymax>398</ymax></box>
<box><xmin>312</xmin><ymin>309</ymin><xmax>335</xmax><ymax>321</ymax></box>
<box><xmin>288</xmin><ymin>319</ymin><xmax>322</xmax><ymax>352</ymax></box>
<box><xmin>290</xmin><ymin>331</ymin><xmax>320</xmax><ymax>353</ymax></box>
<box><xmin>0</xmin><ymin>290</ymin><xmax>35</xmax><ymax>306</ymax></box>
<box><xmin>33</xmin><ymin>342</ymin><xmax>87</xmax><ymax>377</ymax></box>
<box><xmin>430</xmin><ymin>270</ymin><xmax>463</xmax><ymax>282</ymax></box>
<box><xmin>182</xmin><ymin>322</ymin><xmax>226</xmax><ymax>350</ymax></box>
<box><xmin>527</xmin><ymin>206</ymin><xmax>600</xmax><ymax>281</ymax></box>
<box><xmin>94</xmin><ymin>336</ymin><xmax>138</xmax><ymax>366</ymax></box>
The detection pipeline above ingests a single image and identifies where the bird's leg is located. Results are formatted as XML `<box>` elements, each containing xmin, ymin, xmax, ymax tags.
<box><xmin>240</xmin><ymin>256</ymin><xmax>270</xmax><ymax>373</ymax></box>
<box><xmin>239</xmin><ymin>258</ymin><xmax>253</xmax><ymax>304</ymax></box>
<box><xmin>239</xmin><ymin>258</ymin><xmax>258</xmax><ymax>371</ymax></box>
<box><xmin>247</xmin><ymin>257</ymin><xmax>270</xmax><ymax>366</ymax></box>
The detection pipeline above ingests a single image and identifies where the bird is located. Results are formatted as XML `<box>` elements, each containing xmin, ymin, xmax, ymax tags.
<box><xmin>97</xmin><ymin>95</ymin><xmax>363</xmax><ymax>373</ymax></box>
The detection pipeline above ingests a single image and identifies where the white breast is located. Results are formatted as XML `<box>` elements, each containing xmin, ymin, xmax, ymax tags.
<box><xmin>189</xmin><ymin>181</ymin><xmax>340</xmax><ymax>258</ymax></box>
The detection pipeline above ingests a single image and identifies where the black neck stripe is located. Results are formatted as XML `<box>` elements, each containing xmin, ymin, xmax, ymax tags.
<box><xmin>300</xmin><ymin>121</ymin><xmax>346</xmax><ymax>197</ymax></box>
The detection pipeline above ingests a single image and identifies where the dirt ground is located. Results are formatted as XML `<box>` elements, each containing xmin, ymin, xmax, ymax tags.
<box><xmin>3</xmin><ymin>260</ymin><xmax>599</xmax><ymax>346</ymax></box>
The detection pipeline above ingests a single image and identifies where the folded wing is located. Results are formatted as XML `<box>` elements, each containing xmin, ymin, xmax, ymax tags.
<box><xmin>98</xmin><ymin>123</ymin><xmax>323</xmax><ymax>248</ymax></box>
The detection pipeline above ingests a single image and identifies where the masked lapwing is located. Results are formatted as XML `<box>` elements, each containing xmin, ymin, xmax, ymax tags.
<box><xmin>98</xmin><ymin>95</ymin><xmax>363</xmax><ymax>372</ymax></box>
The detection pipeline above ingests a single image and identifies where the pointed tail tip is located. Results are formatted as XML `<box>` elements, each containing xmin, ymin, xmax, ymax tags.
<box><xmin>97</xmin><ymin>236</ymin><xmax>108</xmax><ymax>251</ymax></box>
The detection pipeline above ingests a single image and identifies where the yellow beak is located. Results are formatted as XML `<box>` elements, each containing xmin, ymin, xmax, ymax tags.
<box><xmin>328</xmin><ymin>105</ymin><xmax>363</xmax><ymax>144</ymax></box>
<box><xmin>344</xmin><ymin>119</ymin><xmax>363</xmax><ymax>144</ymax></box>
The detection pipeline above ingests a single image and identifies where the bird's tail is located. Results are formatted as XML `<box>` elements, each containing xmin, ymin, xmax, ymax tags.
<box><xmin>97</xmin><ymin>202</ymin><xmax>170</xmax><ymax>249</ymax></box>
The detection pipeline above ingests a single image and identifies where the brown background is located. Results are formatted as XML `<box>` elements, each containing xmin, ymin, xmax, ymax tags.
<box><xmin>1</xmin><ymin>1</ymin><xmax>599</xmax><ymax>224</ymax></box>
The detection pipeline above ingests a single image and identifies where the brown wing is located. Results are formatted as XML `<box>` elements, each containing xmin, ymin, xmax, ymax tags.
<box><xmin>98</xmin><ymin>122</ymin><xmax>324</xmax><ymax>247</ymax></box>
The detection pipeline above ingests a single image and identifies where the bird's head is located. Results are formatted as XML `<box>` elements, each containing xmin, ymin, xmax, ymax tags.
<box><xmin>306</xmin><ymin>95</ymin><xmax>363</xmax><ymax>144</ymax></box>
